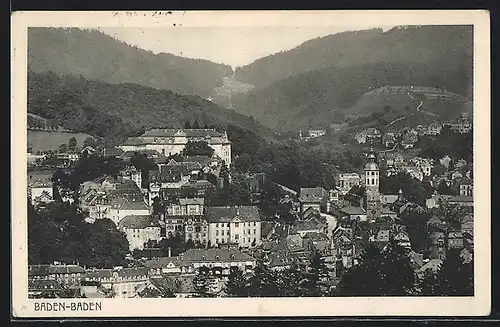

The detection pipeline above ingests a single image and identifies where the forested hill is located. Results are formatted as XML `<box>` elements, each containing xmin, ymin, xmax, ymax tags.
<box><xmin>231</xmin><ymin>60</ymin><xmax>472</xmax><ymax>132</ymax></box>
<box><xmin>28</xmin><ymin>28</ymin><xmax>233</xmax><ymax>97</ymax></box>
<box><xmin>27</xmin><ymin>71</ymin><xmax>274</xmax><ymax>144</ymax></box>
<box><xmin>234</xmin><ymin>25</ymin><xmax>473</xmax><ymax>90</ymax></box>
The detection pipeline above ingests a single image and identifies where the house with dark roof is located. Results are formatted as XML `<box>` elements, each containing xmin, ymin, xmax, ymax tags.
<box><xmin>108</xmin><ymin>196</ymin><xmax>150</xmax><ymax>226</ymax></box>
<box><xmin>28</xmin><ymin>280</ymin><xmax>66</xmax><ymax>298</ymax></box>
<box><xmin>299</xmin><ymin>187</ymin><xmax>328</xmax><ymax>214</ymax></box>
<box><xmin>118</xmin><ymin>215</ymin><xmax>162</xmax><ymax>251</ymax></box>
<box><xmin>83</xmin><ymin>267</ymin><xmax>149</xmax><ymax>298</ymax></box>
<box><xmin>415</xmin><ymin>259</ymin><xmax>443</xmax><ymax>280</ymax></box>
<box><xmin>267</xmin><ymin>234</ymin><xmax>315</xmax><ymax>271</ymax></box>
<box><xmin>135</xmin><ymin>275</ymin><xmax>196</xmax><ymax>298</ymax></box>
<box><xmin>206</xmin><ymin>206</ymin><xmax>262</xmax><ymax>248</ymax></box>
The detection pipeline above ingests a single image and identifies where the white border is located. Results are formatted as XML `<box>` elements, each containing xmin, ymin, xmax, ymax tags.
<box><xmin>11</xmin><ymin>10</ymin><xmax>491</xmax><ymax>317</ymax></box>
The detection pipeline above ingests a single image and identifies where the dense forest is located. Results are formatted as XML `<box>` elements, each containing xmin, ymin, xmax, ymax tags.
<box><xmin>28</xmin><ymin>27</ymin><xmax>233</xmax><ymax>97</ymax></box>
<box><xmin>231</xmin><ymin>60</ymin><xmax>473</xmax><ymax>132</ymax></box>
<box><xmin>234</xmin><ymin>25</ymin><xmax>473</xmax><ymax>91</ymax></box>
<box><xmin>27</xmin><ymin>71</ymin><xmax>274</xmax><ymax>143</ymax></box>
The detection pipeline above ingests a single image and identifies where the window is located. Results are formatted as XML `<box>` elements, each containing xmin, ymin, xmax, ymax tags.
<box><xmin>221</xmin><ymin>230</ymin><xmax>225</xmax><ymax>236</ymax></box>
<box><xmin>216</xmin><ymin>223</ymin><xmax>219</xmax><ymax>228</ymax></box>
<box><xmin>253</xmin><ymin>222</ymin><xmax>256</xmax><ymax>227</ymax></box>
<box><xmin>371</xmin><ymin>171</ymin><xmax>375</xmax><ymax>176</ymax></box>
<box><xmin>371</xmin><ymin>178</ymin><xmax>375</xmax><ymax>185</ymax></box>
<box><xmin>227</xmin><ymin>223</ymin><xmax>230</xmax><ymax>227</ymax></box>
<box><xmin>248</xmin><ymin>229</ymin><xmax>251</xmax><ymax>235</ymax></box>
<box><xmin>235</xmin><ymin>223</ymin><xmax>239</xmax><ymax>227</ymax></box>
<box><xmin>215</xmin><ymin>255</ymin><xmax>219</xmax><ymax>260</ymax></box>
<box><xmin>235</xmin><ymin>234</ymin><xmax>239</xmax><ymax>240</ymax></box>
<box><xmin>216</xmin><ymin>239</ymin><xmax>219</xmax><ymax>244</ymax></box>
<box><xmin>216</xmin><ymin>230</ymin><xmax>219</xmax><ymax>236</ymax></box>
<box><xmin>253</xmin><ymin>229</ymin><xmax>256</xmax><ymax>234</ymax></box>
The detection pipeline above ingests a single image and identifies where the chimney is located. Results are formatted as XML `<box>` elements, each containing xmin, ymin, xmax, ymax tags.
<box><xmin>168</xmin><ymin>247</ymin><xmax>172</xmax><ymax>258</ymax></box>
<box><xmin>398</xmin><ymin>189</ymin><xmax>404</xmax><ymax>201</ymax></box>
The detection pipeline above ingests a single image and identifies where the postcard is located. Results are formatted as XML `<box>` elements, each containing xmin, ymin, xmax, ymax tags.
<box><xmin>11</xmin><ymin>10</ymin><xmax>490</xmax><ymax>318</ymax></box>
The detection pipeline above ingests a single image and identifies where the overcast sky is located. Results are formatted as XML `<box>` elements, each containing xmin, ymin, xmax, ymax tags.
<box><xmin>98</xmin><ymin>25</ymin><xmax>394</xmax><ymax>69</ymax></box>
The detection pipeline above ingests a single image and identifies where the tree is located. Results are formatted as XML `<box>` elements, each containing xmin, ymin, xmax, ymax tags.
<box><xmin>337</xmin><ymin>242</ymin><xmax>417</xmax><ymax>296</ymax></box>
<box><xmin>192</xmin><ymin>266</ymin><xmax>216</xmax><ymax>298</ymax></box>
<box><xmin>276</xmin><ymin>263</ymin><xmax>309</xmax><ymax>297</ymax></box>
<box><xmin>83</xmin><ymin>137</ymin><xmax>97</xmax><ymax>149</ymax></box>
<box><xmin>437</xmin><ymin>179</ymin><xmax>456</xmax><ymax>195</ymax></box>
<box><xmin>233</xmin><ymin>153</ymin><xmax>253</xmax><ymax>174</ymax></box>
<box><xmin>420</xmin><ymin>249</ymin><xmax>473</xmax><ymax>296</ymax></box>
<box><xmin>247</xmin><ymin>260</ymin><xmax>279</xmax><ymax>297</ymax></box>
<box><xmin>184</xmin><ymin>121</ymin><xmax>192</xmax><ymax>129</ymax></box>
<box><xmin>181</xmin><ymin>141</ymin><xmax>215</xmax><ymax>157</ymax></box>
<box><xmin>68</xmin><ymin>137</ymin><xmax>78</xmax><ymax>151</ymax></box>
<box><xmin>82</xmin><ymin>218</ymin><xmax>130</xmax><ymax>268</ymax></box>
<box><xmin>192</xmin><ymin>120</ymin><xmax>200</xmax><ymax>129</ymax></box>
<box><xmin>302</xmin><ymin>252</ymin><xmax>330</xmax><ymax>296</ymax></box>
<box><xmin>59</xmin><ymin>143</ymin><xmax>68</xmax><ymax>153</ymax></box>
<box><xmin>224</xmin><ymin>268</ymin><xmax>249</xmax><ymax>297</ymax></box>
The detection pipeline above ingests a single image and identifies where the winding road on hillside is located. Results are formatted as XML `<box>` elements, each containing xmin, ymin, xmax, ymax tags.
<box><xmin>384</xmin><ymin>91</ymin><xmax>424</xmax><ymax>128</ymax></box>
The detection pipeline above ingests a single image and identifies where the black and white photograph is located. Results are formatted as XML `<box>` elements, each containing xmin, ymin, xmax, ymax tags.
<box><xmin>11</xmin><ymin>10</ymin><xmax>490</xmax><ymax>317</ymax></box>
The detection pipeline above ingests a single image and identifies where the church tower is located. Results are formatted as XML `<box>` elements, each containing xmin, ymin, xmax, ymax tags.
<box><xmin>364</xmin><ymin>145</ymin><xmax>381</xmax><ymax>220</ymax></box>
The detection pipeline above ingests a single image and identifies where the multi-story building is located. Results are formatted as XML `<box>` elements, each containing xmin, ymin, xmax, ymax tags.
<box><xmin>118</xmin><ymin>128</ymin><xmax>232</xmax><ymax>168</ymax></box>
<box><xmin>206</xmin><ymin>206</ymin><xmax>262</xmax><ymax>248</ymax></box>
<box><xmin>84</xmin><ymin>267</ymin><xmax>149</xmax><ymax>298</ymax></box>
<box><xmin>184</xmin><ymin>215</ymin><xmax>209</xmax><ymax>245</ymax></box>
<box><xmin>338</xmin><ymin>173</ymin><xmax>361</xmax><ymax>195</ymax></box>
<box><xmin>165</xmin><ymin>197</ymin><xmax>205</xmax><ymax>216</ymax></box>
<box><xmin>28</xmin><ymin>264</ymin><xmax>86</xmax><ymax>287</ymax></box>
<box><xmin>118</xmin><ymin>215</ymin><xmax>162</xmax><ymax>251</ymax></box>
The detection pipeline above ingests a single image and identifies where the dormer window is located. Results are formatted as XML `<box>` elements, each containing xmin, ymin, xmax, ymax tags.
<box><xmin>202</xmin><ymin>256</ymin><xmax>205</xmax><ymax>261</ymax></box>
<box><xmin>215</xmin><ymin>255</ymin><xmax>219</xmax><ymax>260</ymax></box>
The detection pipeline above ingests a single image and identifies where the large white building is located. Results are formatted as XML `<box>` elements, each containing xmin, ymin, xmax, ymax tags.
<box><xmin>118</xmin><ymin>215</ymin><xmax>162</xmax><ymax>251</ymax></box>
<box><xmin>206</xmin><ymin>206</ymin><xmax>262</xmax><ymax>248</ymax></box>
<box><xmin>118</xmin><ymin>129</ymin><xmax>232</xmax><ymax>168</ymax></box>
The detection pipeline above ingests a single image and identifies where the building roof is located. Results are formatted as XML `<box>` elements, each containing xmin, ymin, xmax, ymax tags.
<box><xmin>28</xmin><ymin>280</ymin><xmax>65</xmax><ymax>292</ymax></box>
<box><xmin>417</xmin><ymin>259</ymin><xmax>443</xmax><ymax>273</ymax></box>
<box><xmin>142</xmin><ymin>128</ymin><xmax>225</xmax><ymax>138</ymax></box>
<box><xmin>292</xmin><ymin>219</ymin><xmax>324</xmax><ymax>233</ymax></box>
<box><xmin>181</xmin><ymin>248</ymin><xmax>256</xmax><ymax>262</ymax></box>
<box><xmin>206</xmin><ymin>206</ymin><xmax>261</xmax><ymax>223</ymax></box>
<box><xmin>443</xmin><ymin>195</ymin><xmax>474</xmax><ymax>203</ymax></box>
<box><xmin>85</xmin><ymin>267</ymin><xmax>148</xmax><ymax>279</ymax></box>
<box><xmin>29</xmin><ymin>179</ymin><xmax>53</xmax><ymax>188</ymax></box>
<box><xmin>179</xmin><ymin>197</ymin><xmax>204</xmax><ymax>206</ymax></box>
<box><xmin>109</xmin><ymin>197</ymin><xmax>149</xmax><ymax>211</ymax></box>
<box><xmin>408</xmin><ymin>251</ymin><xmax>424</xmax><ymax>269</ymax></box>
<box><xmin>118</xmin><ymin>215</ymin><xmax>160</xmax><ymax>229</ymax></box>
<box><xmin>340</xmin><ymin>206</ymin><xmax>366</xmax><ymax>216</ymax></box>
<box><xmin>181</xmin><ymin>180</ymin><xmax>215</xmax><ymax>189</ymax></box>
<box><xmin>102</xmin><ymin>147</ymin><xmax>124</xmax><ymax>157</ymax></box>
<box><xmin>28</xmin><ymin>264</ymin><xmax>51</xmax><ymax>276</ymax></box>
<box><xmin>142</xmin><ymin>256</ymin><xmax>192</xmax><ymax>269</ymax></box>
<box><xmin>304</xmin><ymin>232</ymin><xmax>330</xmax><ymax>242</ymax></box>
<box><xmin>299</xmin><ymin>187</ymin><xmax>328</xmax><ymax>203</ymax></box>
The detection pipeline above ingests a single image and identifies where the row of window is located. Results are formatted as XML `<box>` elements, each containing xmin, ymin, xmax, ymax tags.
<box><xmin>215</xmin><ymin>222</ymin><xmax>257</xmax><ymax>228</ymax></box>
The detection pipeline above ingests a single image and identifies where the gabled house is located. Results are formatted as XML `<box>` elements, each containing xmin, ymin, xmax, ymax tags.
<box><xmin>118</xmin><ymin>215</ymin><xmax>162</xmax><ymax>251</ymax></box>
<box><xmin>206</xmin><ymin>206</ymin><xmax>262</xmax><ymax>248</ymax></box>
<box><xmin>299</xmin><ymin>187</ymin><xmax>329</xmax><ymax>214</ymax></box>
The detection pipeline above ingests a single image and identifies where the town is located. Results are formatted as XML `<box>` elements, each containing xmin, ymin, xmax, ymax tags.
<box><xmin>27</xmin><ymin>114</ymin><xmax>474</xmax><ymax>298</ymax></box>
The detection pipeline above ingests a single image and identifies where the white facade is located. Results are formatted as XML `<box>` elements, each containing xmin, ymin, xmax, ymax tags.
<box><xmin>119</xmin><ymin>129</ymin><xmax>232</xmax><ymax>168</ymax></box>
<box><xmin>109</xmin><ymin>207</ymin><xmax>151</xmax><ymax>226</ymax></box>
<box><xmin>208</xmin><ymin>218</ymin><xmax>261</xmax><ymax>248</ymax></box>
<box><xmin>123</xmin><ymin>226</ymin><xmax>162</xmax><ymax>251</ymax></box>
